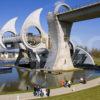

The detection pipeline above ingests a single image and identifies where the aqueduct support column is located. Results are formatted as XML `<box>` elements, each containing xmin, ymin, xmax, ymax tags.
<box><xmin>44</xmin><ymin>12</ymin><xmax>74</xmax><ymax>71</ymax></box>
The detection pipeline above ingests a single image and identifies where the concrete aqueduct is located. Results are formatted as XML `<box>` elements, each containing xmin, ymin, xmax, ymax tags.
<box><xmin>0</xmin><ymin>2</ymin><xmax>100</xmax><ymax>71</ymax></box>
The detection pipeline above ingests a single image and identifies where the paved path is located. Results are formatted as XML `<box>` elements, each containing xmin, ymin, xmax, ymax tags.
<box><xmin>0</xmin><ymin>77</ymin><xmax>100</xmax><ymax>100</ymax></box>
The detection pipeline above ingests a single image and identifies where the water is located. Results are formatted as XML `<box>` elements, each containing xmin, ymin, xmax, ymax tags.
<box><xmin>0</xmin><ymin>67</ymin><xmax>100</xmax><ymax>92</ymax></box>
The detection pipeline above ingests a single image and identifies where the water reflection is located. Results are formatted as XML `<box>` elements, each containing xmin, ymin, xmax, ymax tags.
<box><xmin>0</xmin><ymin>67</ymin><xmax>100</xmax><ymax>92</ymax></box>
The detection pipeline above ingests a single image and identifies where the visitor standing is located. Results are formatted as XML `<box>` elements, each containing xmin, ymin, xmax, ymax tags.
<box><xmin>33</xmin><ymin>85</ymin><xmax>37</xmax><ymax>96</ymax></box>
<box><xmin>64</xmin><ymin>80</ymin><xmax>68</xmax><ymax>87</ymax></box>
<box><xmin>46</xmin><ymin>88</ymin><xmax>50</xmax><ymax>97</ymax></box>
<box><xmin>80</xmin><ymin>77</ymin><xmax>86</xmax><ymax>84</ymax></box>
<box><xmin>60</xmin><ymin>80</ymin><xmax>65</xmax><ymax>86</ymax></box>
<box><xmin>67</xmin><ymin>80</ymin><xmax>72</xmax><ymax>88</ymax></box>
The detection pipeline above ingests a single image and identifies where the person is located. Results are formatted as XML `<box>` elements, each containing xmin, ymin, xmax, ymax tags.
<box><xmin>46</xmin><ymin>88</ymin><xmax>50</xmax><ymax>97</ymax></box>
<box><xmin>33</xmin><ymin>85</ymin><xmax>37</xmax><ymax>96</ymax></box>
<box><xmin>60</xmin><ymin>80</ymin><xmax>65</xmax><ymax>86</ymax></box>
<box><xmin>67</xmin><ymin>80</ymin><xmax>72</xmax><ymax>88</ymax></box>
<box><xmin>39</xmin><ymin>88</ymin><xmax>44</xmax><ymax>97</ymax></box>
<box><xmin>26</xmin><ymin>85</ymin><xmax>29</xmax><ymax>91</ymax></box>
<box><xmin>80</xmin><ymin>77</ymin><xmax>84</xmax><ymax>83</ymax></box>
<box><xmin>80</xmin><ymin>77</ymin><xmax>86</xmax><ymax>84</ymax></box>
<box><xmin>37</xmin><ymin>85</ymin><xmax>41</xmax><ymax>96</ymax></box>
<box><xmin>83</xmin><ymin>78</ymin><xmax>86</xmax><ymax>84</ymax></box>
<box><xmin>64</xmin><ymin>80</ymin><xmax>68</xmax><ymax>87</ymax></box>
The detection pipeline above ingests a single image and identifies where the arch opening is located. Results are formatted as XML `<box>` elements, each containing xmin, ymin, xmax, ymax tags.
<box><xmin>54</xmin><ymin>3</ymin><xmax>71</xmax><ymax>14</ymax></box>
<box><xmin>26</xmin><ymin>26</ymin><xmax>41</xmax><ymax>47</ymax></box>
<box><xmin>3</xmin><ymin>31</ymin><xmax>16</xmax><ymax>49</ymax></box>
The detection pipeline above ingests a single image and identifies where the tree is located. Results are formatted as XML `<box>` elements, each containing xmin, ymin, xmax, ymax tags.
<box><xmin>90</xmin><ymin>48</ymin><xmax>100</xmax><ymax>58</ymax></box>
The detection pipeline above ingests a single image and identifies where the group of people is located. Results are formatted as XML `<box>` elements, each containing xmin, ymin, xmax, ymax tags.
<box><xmin>60</xmin><ymin>80</ymin><xmax>72</xmax><ymax>88</ymax></box>
<box><xmin>33</xmin><ymin>85</ymin><xmax>50</xmax><ymax>97</ymax></box>
<box><xmin>32</xmin><ymin>77</ymin><xmax>86</xmax><ymax>97</ymax></box>
<box><xmin>60</xmin><ymin>77</ymin><xmax>87</xmax><ymax>88</ymax></box>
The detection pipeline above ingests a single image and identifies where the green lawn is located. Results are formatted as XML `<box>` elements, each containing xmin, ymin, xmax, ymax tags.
<box><xmin>0</xmin><ymin>90</ymin><xmax>33</xmax><ymax>95</ymax></box>
<box><xmin>35</xmin><ymin>85</ymin><xmax>100</xmax><ymax>100</ymax></box>
<box><xmin>94</xmin><ymin>58</ymin><xmax>100</xmax><ymax>65</ymax></box>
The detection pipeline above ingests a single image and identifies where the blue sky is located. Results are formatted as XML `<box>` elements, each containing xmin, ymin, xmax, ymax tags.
<box><xmin>0</xmin><ymin>0</ymin><xmax>100</xmax><ymax>50</ymax></box>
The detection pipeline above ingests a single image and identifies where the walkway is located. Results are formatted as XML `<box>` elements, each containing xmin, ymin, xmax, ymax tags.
<box><xmin>0</xmin><ymin>77</ymin><xmax>100</xmax><ymax>100</ymax></box>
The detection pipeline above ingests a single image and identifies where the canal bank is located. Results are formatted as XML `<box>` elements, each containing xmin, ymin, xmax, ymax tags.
<box><xmin>0</xmin><ymin>77</ymin><xmax>100</xmax><ymax>100</ymax></box>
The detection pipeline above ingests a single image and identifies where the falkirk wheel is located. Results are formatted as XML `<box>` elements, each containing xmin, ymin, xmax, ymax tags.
<box><xmin>0</xmin><ymin>2</ymin><xmax>95</xmax><ymax>71</ymax></box>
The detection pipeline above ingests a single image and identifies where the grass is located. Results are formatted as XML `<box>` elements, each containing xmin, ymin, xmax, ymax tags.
<box><xmin>35</xmin><ymin>85</ymin><xmax>100</xmax><ymax>100</ymax></box>
<box><xmin>0</xmin><ymin>90</ymin><xmax>33</xmax><ymax>95</ymax></box>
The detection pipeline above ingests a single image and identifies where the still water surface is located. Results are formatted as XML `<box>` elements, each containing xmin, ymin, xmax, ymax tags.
<box><xmin>0</xmin><ymin>67</ymin><xmax>100</xmax><ymax>92</ymax></box>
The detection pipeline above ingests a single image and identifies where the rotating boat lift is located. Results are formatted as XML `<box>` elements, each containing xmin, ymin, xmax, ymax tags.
<box><xmin>0</xmin><ymin>2</ymin><xmax>96</xmax><ymax>71</ymax></box>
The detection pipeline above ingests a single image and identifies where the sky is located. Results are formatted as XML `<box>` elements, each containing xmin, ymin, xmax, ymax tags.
<box><xmin>0</xmin><ymin>0</ymin><xmax>100</xmax><ymax>50</ymax></box>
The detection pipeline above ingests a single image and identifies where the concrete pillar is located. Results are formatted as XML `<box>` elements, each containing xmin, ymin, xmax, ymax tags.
<box><xmin>44</xmin><ymin>12</ymin><xmax>74</xmax><ymax>71</ymax></box>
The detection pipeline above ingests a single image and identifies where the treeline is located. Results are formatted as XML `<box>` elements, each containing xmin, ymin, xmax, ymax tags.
<box><xmin>77</xmin><ymin>46</ymin><xmax>100</xmax><ymax>58</ymax></box>
<box><xmin>90</xmin><ymin>48</ymin><xmax>100</xmax><ymax>58</ymax></box>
